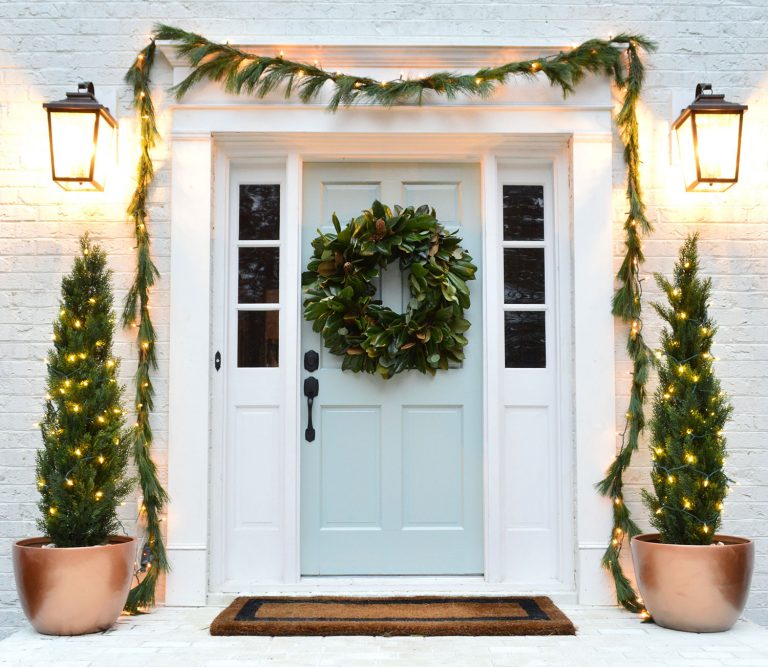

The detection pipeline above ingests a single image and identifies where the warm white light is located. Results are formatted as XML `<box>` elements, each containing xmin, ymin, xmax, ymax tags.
<box><xmin>44</xmin><ymin>83</ymin><xmax>118</xmax><ymax>191</ymax></box>
<box><xmin>673</xmin><ymin>84</ymin><xmax>747</xmax><ymax>192</ymax></box>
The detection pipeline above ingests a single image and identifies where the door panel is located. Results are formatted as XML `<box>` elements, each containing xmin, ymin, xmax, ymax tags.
<box><xmin>300</xmin><ymin>162</ymin><xmax>483</xmax><ymax>575</ymax></box>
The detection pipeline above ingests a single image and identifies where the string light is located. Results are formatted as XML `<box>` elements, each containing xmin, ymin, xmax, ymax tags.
<box><xmin>74</xmin><ymin>319</ymin><xmax>82</xmax><ymax>328</ymax></box>
<box><xmin>49</xmin><ymin>507</ymin><xmax>57</xmax><ymax>515</ymax></box>
<box><xmin>98</xmin><ymin>455</ymin><xmax>105</xmax><ymax>464</ymax></box>
<box><xmin>95</xmin><ymin>491</ymin><xmax>104</xmax><ymax>500</ymax></box>
<box><xmin>74</xmin><ymin>448</ymin><xmax>82</xmax><ymax>457</ymax></box>
<box><xmin>66</xmin><ymin>479</ymin><xmax>74</xmax><ymax>487</ymax></box>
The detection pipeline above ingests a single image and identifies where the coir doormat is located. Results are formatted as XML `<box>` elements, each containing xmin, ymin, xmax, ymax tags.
<box><xmin>210</xmin><ymin>596</ymin><xmax>575</xmax><ymax>636</ymax></box>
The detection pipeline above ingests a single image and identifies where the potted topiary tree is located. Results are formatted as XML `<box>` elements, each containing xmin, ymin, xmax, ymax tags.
<box><xmin>13</xmin><ymin>234</ymin><xmax>135</xmax><ymax>635</ymax></box>
<box><xmin>631</xmin><ymin>233</ymin><xmax>754</xmax><ymax>632</ymax></box>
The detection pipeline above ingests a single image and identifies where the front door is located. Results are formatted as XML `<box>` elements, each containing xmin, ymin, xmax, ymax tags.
<box><xmin>300</xmin><ymin>162</ymin><xmax>483</xmax><ymax>575</ymax></box>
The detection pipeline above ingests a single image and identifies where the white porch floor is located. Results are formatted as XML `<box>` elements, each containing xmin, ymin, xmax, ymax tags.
<box><xmin>1</xmin><ymin>605</ymin><xmax>767</xmax><ymax>666</ymax></box>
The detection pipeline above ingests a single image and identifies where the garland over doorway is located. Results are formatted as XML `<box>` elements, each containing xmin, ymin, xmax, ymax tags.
<box><xmin>123</xmin><ymin>24</ymin><xmax>655</xmax><ymax>613</ymax></box>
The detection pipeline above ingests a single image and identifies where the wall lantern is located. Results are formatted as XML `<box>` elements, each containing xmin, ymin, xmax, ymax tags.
<box><xmin>672</xmin><ymin>83</ymin><xmax>747</xmax><ymax>192</ymax></box>
<box><xmin>43</xmin><ymin>82</ymin><xmax>117</xmax><ymax>191</ymax></box>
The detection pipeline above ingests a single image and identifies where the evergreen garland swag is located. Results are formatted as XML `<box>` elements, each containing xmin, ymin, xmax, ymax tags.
<box><xmin>124</xmin><ymin>24</ymin><xmax>656</xmax><ymax>613</ymax></box>
<box><xmin>303</xmin><ymin>202</ymin><xmax>476</xmax><ymax>378</ymax></box>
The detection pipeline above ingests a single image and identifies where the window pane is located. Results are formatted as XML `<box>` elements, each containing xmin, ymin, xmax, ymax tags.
<box><xmin>504</xmin><ymin>311</ymin><xmax>546</xmax><ymax>368</ymax></box>
<box><xmin>239</xmin><ymin>248</ymin><xmax>279</xmax><ymax>304</ymax></box>
<box><xmin>239</xmin><ymin>184</ymin><xmax>280</xmax><ymax>240</ymax></box>
<box><xmin>503</xmin><ymin>185</ymin><xmax>544</xmax><ymax>241</ymax></box>
<box><xmin>504</xmin><ymin>248</ymin><xmax>545</xmax><ymax>304</ymax></box>
<box><xmin>238</xmin><ymin>310</ymin><xmax>279</xmax><ymax>367</ymax></box>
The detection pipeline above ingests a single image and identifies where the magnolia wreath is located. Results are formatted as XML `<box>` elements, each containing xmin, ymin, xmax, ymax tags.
<box><xmin>302</xmin><ymin>201</ymin><xmax>477</xmax><ymax>379</ymax></box>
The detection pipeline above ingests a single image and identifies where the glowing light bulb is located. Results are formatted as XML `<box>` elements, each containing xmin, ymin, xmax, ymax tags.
<box><xmin>683</xmin><ymin>499</ymin><xmax>692</xmax><ymax>510</ymax></box>
<box><xmin>49</xmin><ymin>507</ymin><xmax>57</xmax><ymax>515</ymax></box>
<box><xmin>67</xmin><ymin>354</ymin><xmax>77</xmax><ymax>363</ymax></box>
<box><xmin>98</xmin><ymin>455</ymin><xmax>105</xmax><ymax>464</ymax></box>
<box><xmin>97</xmin><ymin>416</ymin><xmax>105</xmax><ymax>424</ymax></box>
<box><xmin>678</xmin><ymin>366</ymin><xmax>685</xmax><ymax>375</ymax></box>
<box><xmin>655</xmin><ymin>508</ymin><xmax>663</xmax><ymax>515</ymax></box>
<box><xmin>95</xmin><ymin>491</ymin><xmax>103</xmax><ymax>500</ymax></box>
<box><xmin>74</xmin><ymin>320</ymin><xmax>81</xmax><ymax>328</ymax></box>
<box><xmin>667</xmin><ymin>475</ymin><xmax>676</xmax><ymax>484</ymax></box>
<box><xmin>66</xmin><ymin>479</ymin><xmax>74</xmax><ymax>487</ymax></box>
<box><xmin>703</xmin><ymin>479</ymin><xmax>710</xmax><ymax>487</ymax></box>
<box><xmin>702</xmin><ymin>524</ymin><xmax>709</xmax><ymax>533</ymax></box>
<box><xmin>655</xmin><ymin>447</ymin><xmax>664</xmax><ymax>456</ymax></box>
<box><xmin>88</xmin><ymin>297</ymin><xmax>96</xmax><ymax>304</ymax></box>
<box><xmin>74</xmin><ymin>448</ymin><xmax>82</xmax><ymax>456</ymax></box>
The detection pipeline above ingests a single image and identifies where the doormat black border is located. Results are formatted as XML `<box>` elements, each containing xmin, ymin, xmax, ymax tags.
<box><xmin>210</xmin><ymin>595</ymin><xmax>576</xmax><ymax>636</ymax></box>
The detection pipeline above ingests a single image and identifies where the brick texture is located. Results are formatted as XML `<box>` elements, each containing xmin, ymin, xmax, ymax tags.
<box><xmin>1</xmin><ymin>0</ymin><xmax>767</xmax><ymax>636</ymax></box>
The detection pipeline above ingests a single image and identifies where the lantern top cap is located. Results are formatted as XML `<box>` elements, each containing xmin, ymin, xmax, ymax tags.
<box><xmin>43</xmin><ymin>82</ymin><xmax>117</xmax><ymax>127</ymax></box>
<box><xmin>674</xmin><ymin>83</ymin><xmax>748</xmax><ymax>122</ymax></box>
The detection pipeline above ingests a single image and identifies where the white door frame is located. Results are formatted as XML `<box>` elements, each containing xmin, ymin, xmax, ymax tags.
<box><xmin>161</xmin><ymin>42</ymin><xmax>617</xmax><ymax>607</ymax></box>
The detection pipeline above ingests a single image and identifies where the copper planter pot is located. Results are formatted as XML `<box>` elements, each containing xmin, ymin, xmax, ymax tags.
<box><xmin>631</xmin><ymin>533</ymin><xmax>753</xmax><ymax>633</ymax></box>
<box><xmin>13</xmin><ymin>535</ymin><xmax>135</xmax><ymax>635</ymax></box>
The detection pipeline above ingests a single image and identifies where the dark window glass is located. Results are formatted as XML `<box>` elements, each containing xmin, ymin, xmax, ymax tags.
<box><xmin>238</xmin><ymin>310</ymin><xmax>279</xmax><ymax>367</ymax></box>
<box><xmin>238</xmin><ymin>248</ymin><xmax>279</xmax><ymax>304</ymax></box>
<box><xmin>504</xmin><ymin>248</ymin><xmax>545</xmax><ymax>304</ymax></box>
<box><xmin>503</xmin><ymin>185</ymin><xmax>544</xmax><ymax>241</ymax></box>
<box><xmin>504</xmin><ymin>311</ymin><xmax>546</xmax><ymax>368</ymax></box>
<box><xmin>239</xmin><ymin>184</ymin><xmax>280</xmax><ymax>240</ymax></box>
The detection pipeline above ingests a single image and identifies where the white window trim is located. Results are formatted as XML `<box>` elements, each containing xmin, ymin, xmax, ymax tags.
<box><xmin>161</xmin><ymin>43</ymin><xmax>617</xmax><ymax>607</ymax></box>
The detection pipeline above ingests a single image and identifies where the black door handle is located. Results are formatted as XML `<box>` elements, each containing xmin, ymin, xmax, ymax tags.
<box><xmin>214</xmin><ymin>351</ymin><xmax>221</xmax><ymax>371</ymax></box>
<box><xmin>304</xmin><ymin>376</ymin><xmax>319</xmax><ymax>442</ymax></box>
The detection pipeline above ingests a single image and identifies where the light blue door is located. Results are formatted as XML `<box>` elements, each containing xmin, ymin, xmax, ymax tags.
<box><xmin>300</xmin><ymin>162</ymin><xmax>483</xmax><ymax>575</ymax></box>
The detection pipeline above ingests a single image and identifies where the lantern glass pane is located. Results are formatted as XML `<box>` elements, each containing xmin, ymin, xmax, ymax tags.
<box><xmin>49</xmin><ymin>110</ymin><xmax>97</xmax><ymax>182</ymax></box>
<box><xmin>91</xmin><ymin>113</ymin><xmax>116</xmax><ymax>190</ymax></box>
<box><xmin>694</xmin><ymin>111</ymin><xmax>741</xmax><ymax>181</ymax></box>
<box><xmin>676</xmin><ymin>115</ymin><xmax>698</xmax><ymax>190</ymax></box>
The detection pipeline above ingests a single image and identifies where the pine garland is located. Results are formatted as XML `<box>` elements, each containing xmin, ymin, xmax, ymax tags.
<box><xmin>124</xmin><ymin>23</ymin><xmax>655</xmax><ymax>613</ymax></box>
<box><xmin>122</xmin><ymin>39</ymin><xmax>169</xmax><ymax>613</ymax></box>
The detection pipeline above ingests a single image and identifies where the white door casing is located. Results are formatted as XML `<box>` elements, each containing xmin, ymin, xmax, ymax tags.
<box><xmin>163</xmin><ymin>41</ymin><xmax>616</xmax><ymax>607</ymax></box>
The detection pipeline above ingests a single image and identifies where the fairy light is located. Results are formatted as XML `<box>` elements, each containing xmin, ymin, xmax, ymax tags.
<box><xmin>97</xmin><ymin>415</ymin><xmax>106</xmax><ymax>424</ymax></box>
<box><xmin>702</xmin><ymin>524</ymin><xmax>709</xmax><ymax>534</ymax></box>
<box><xmin>98</xmin><ymin>455</ymin><xmax>105</xmax><ymax>464</ymax></box>
<box><xmin>95</xmin><ymin>491</ymin><xmax>104</xmax><ymax>500</ymax></box>
<box><xmin>49</xmin><ymin>507</ymin><xmax>57</xmax><ymax>515</ymax></box>
<box><xmin>106</xmin><ymin>359</ymin><xmax>115</xmax><ymax>368</ymax></box>
<box><xmin>67</xmin><ymin>354</ymin><xmax>77</xmax><ymax>363</ymax></box>
<box><xmin>74</xmin><ymin>319</ymin><xmax>82</xmax><ymax>328</ymax></box>
<box><xmin>88</xmin><ymin>297</ymin><xmax>96</xmax><ymax>304</ymax></box>
<box><xmin>654</xmin><ymin>447</ymin><xmax>664</xmax><ymax>456</ymax></box>
<box><xmin>667</xmin><ymin>475</ymin><xmax>676</xmax><ymax>484</ymax></box>
<box><xmin>682</xmin><ymin>498</ymin><xmax>692</xmax><ymax>510</ymax></box>
<box><xmin>66</xmin><ymin>478</ymin><xmax>74</xmax><ymax>487</ymax></box>
<box><xmin>74</xmin><ymin>448</ymin><xmax>82</xmax><ymax>457</ymax></box>
<box><xmin>703</xmin><ymin>479</ymin><xmax>710</xmax><ymax>488</ymax></box>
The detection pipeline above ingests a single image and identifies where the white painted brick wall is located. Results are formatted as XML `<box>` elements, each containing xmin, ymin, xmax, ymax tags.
<box><xmin>1</xmin><ymin>0</ymin><xmax>766</xmax><ymax>637</ymax></box>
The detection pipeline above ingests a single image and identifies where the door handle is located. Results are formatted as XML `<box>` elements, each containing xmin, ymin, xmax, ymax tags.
<box><xmin>303</xmin><ymin>376</ymin><xmax>319</xmax><ymax>442</ymax></box>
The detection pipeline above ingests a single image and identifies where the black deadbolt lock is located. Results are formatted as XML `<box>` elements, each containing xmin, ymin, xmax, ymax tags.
<box><xmin>304</xmin><ymin>349</ymin><xmax>319</xmax><ymax>372</ymax></box>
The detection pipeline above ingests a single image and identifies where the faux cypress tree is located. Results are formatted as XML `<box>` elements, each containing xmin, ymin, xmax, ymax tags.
<box><xmin>37</xmin><ymin>234</ymin><xmax>133</xmax><ymax>547</ymax></box>
<box><xmin>642</xmin><ymin>234</ymin><xmax>732</xmax><ymax>545</ymax></box>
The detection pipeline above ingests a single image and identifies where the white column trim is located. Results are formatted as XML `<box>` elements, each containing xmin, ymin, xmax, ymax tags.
<box><xmin>166</xmin><ymin>133</ymin><xmax>213</xmax><ymax>606</ymax></box>
<box><xmin>571</xmin><ymin>131</ymin><xmax>616</xmax><ymax>605</ymax></box>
